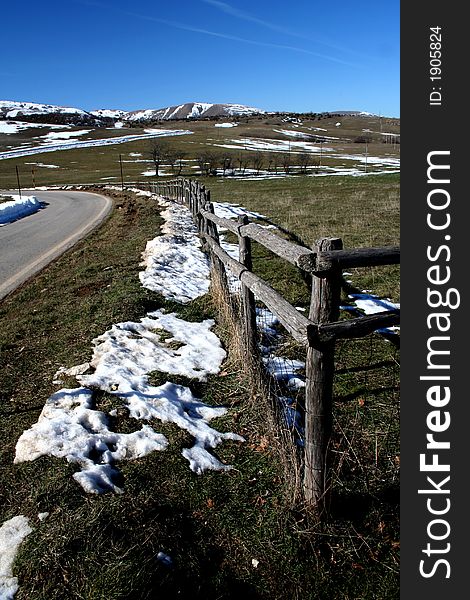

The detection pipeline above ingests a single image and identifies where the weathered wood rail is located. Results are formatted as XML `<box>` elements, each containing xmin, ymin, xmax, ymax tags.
<box><xmin>147</xmin><ymin>177</ymin><xmax>400</xmax><ymax>516</ymax></box>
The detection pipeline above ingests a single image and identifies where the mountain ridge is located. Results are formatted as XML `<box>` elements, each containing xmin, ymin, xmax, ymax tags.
<box><xmin>0</xmin><ymin>100</ymin><xmax>265</xmax><ymax>126</ymax></box>
<box><xmin>0</xmin><ymin>100</ymin><xmax>392</xmax><ymax>128</ymax></box>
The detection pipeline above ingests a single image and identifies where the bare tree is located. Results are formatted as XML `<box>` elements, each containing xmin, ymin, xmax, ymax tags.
<box><xmin>251</xmin><ymin>152</ymin><xmax>264</xmax><ymax>175</ymax></box>
<box><xmin>281</xmin><ymin>152</ymin><xmax>291</xmax><ymax>174</ymax></box>
<box><xmin>220</xmin><ymin>152</ymin><xmax>233</xmax><ymax>177</ymax></box>
<box><xmin>298</xmin><ymin>152</ymin><xmax>310</xmax><ymax>174</ymax></box>
<box><xmin>174</xmin><ymin>150</ymin><xmax>187</xmax><ymax>176</ymax></box>
<box><xmin>196</xmin><ymin>154</ymin><xmax>206</xmax><ymax>176</ymax></box>
<box><xmin>266</xmin><ymin>153</ymin><xmax>274</xmax><ymax>172</ymax></box>
<box><xmin>236</xmin><ymin>151</ymin><xmax>250</xmax><ymax>176</ymax></box>
<box><xmin>166</xmin><ymin>149</ymin><xmax>178</xmax><ymax>174</ymax></box>
<box><xmin>149</xmin><ymin>141</ymin><xmax>169</xmax><ymax>177</ymax></box>
<box><xmin>197</xmin><ymin>151</ymin><xmax>218</xmax><ymax>176</ymax></box>
<box><xmin>272</xmin><ymin>152</ymin><xmax>282</xmax><ymax>174</ymax></box>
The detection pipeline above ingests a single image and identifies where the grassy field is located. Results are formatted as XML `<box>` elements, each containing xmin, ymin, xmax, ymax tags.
<box><xmin>0</xmin><ymin>124</ymin><xmax>399</xmax><ymax>598</ymax></box>
<box><xmin>0</xmin><ymin>113</ymin><xmax>399</xmax><ymax>189</ymax></box>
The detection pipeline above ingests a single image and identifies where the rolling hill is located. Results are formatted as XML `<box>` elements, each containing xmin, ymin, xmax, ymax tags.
<box><xmin>1</xmin><ymin>100</ymin><xmax>265</xmax><ymax>127</ymax></box>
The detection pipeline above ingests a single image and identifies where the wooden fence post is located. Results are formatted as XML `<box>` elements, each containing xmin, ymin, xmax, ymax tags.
<box><xmin>204</xmin><ymin>202</ymin><xmax>229</xmax><ymax>298</ymax></box>
<box><xmin>238</xmin><ymin>215</ymin><xmax>258</xmax><ymax>359</ymax></box>
<box><xmin>304</xmin><ymin>237</ymin><xmax>343</xmax><ymax>516</ymax></box>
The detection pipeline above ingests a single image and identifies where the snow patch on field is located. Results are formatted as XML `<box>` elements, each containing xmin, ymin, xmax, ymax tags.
<box><xmin>0</xmin><ymin>129</ymin><xmax>193</xmax><ymax>161</ymax></box>
<box><xmin>213</xmin><ymin>136</ymin><xmax>329</xmax><ymax>154</ymax></box>
<box><xmin>24</xmin><ymin>162</ymin><xmax>60</xmax><ymax>169</ymax></box>
<box><xmin>41</xmin><ymin>129</ymin><xmax>92</xmax><ymax>141</ymax></box>
<box><xmin>14</xmin><ymin>192</ymin><xmax>243</xmax><ymax>494</ymax></box>
<box><xmin>79</xmin><ymin>311</ymin><xmax>226</xmax><ymax>390</ymax></box>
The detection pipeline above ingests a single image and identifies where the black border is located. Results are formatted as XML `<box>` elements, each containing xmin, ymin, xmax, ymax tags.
<box><xmin>401</xmin><ymin>4</ymin><xmax>467</xmax><ymax>596</ymax></box>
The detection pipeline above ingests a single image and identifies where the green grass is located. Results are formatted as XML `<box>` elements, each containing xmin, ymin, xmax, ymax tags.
<box><xmin>204</xmin><ymin>173</ymin><xmax>400</xmax><ymax>303</ymax></box>
<box><xmin>0</xmin><ymin>163</ymin><xmax>399</xmax><ymax>597</ymax></box>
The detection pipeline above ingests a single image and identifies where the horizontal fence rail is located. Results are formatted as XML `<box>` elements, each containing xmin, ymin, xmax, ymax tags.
<box><xmin>148</xmin><ymin>177</ymin><xmax>400</xmax><ymax>517</ymax></box>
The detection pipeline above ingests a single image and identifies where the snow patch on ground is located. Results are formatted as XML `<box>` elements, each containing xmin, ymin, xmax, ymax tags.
<box><xmin>342</xmin><ymin>293</ymin><xmax>400</xmax><ymax>335</ymax></box>
<box><xmin>213</xmin><ymin>202</ymin><xmax>267</xmax><ymax>221</ymax></box>
<box><xmin>139</xmin><ymin>198</ymin><xmax>210</xmax><ymax>302</ymax></box>
<box><xmin>41</xmin><ymin>129</ymin><xmax>92</xmax><ymax>141</ymax></box>
<box><xmin>0</xmin><ymin>130</ymin><xmax>193</xmax><ymax>161</ymax></box>
<box><xmin>349</xmin><ymin>293</ymin><xmax>400</xmax><ymax>315</ymax></box>
<box><xmin>0</xmin><ymin>122</ymin><xmax>31</xmax><ymax>134</ymax></box>
<box><xmin>256</xmin><ymin>309</ymin><xmax>305</xmax><ymax>440</ymax></box>
<box><xmin>79</xmin><ymin>310</ymin><xmax>226</xmax><ymax>390</ymax></box>
<box><xmin>0</xmin><ymin>515</ymin><xmax>32</xmax><ymax>600</ymax></box>
<box><xmin>213</xmin><ymin>136</ymin><xmax>330</xmax><ymax>154</ymax></box>
<box><xmin>273</xmin><ymin>128</ymin><xmax>340</xmax><ymax>141</ymax></box>
<box><xmin>14</xmin><ymin>387</ymin><xmax>168</xmax><ymax>494</ymax></box>
<box><xmin>0</xmin><ymin>195</ymin><xmax>42</xmax><ymax>225</ymax></box>
<box><xmin>14</xmin><ymin>192</ymin><xmax>243</xmax><ymax>493</ymax></box>
<box><xmin>24</xmin><ymin>162</ymin><xmax>60</xmax><ymax>169</ymax></box>
<box><xmin>0</xmin><ymin>121</ymin><xmax>68</xmax><ymax>134</ymax></box>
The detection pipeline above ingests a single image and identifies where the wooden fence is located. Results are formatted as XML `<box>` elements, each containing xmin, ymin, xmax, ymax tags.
<box><xmin>146</xmin><ymin>177</ymin><xmax>400</xmax><ymax>515</ymax></box>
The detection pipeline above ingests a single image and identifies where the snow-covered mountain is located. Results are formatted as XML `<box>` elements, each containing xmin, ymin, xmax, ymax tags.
<box><xmin>0</xmin><ymin>101</ymin><xmax>106</xmax><ymax>126</ymax></box>
<box><xmin>89</xmin><ymin>108</ymin><xmax>129</xmax><ymax>120</ymax></box>
<box><xmin>0</xmin><ymin>100</ymin><xmax>264</xmax><ymax>127</ymax></box>
<box><xmin>123</xmin><ymin>102</ymin><xmax>264</xmax><ymax>122</ymax></box>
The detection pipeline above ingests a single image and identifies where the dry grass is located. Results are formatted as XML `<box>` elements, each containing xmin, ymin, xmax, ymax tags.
<box><xmin>209</xmin><ymin>274</ymin><xmax>304</xmax><ymax>505</ymax></box>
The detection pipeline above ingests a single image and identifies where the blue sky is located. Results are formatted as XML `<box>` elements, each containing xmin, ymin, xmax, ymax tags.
<box><xmin>1</xmin><ymin>0</ymin><xmax>399</xmax><ymax>116</ymax></box>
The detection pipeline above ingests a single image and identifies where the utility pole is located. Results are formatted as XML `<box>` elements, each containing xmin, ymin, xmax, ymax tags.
<box><xmin>16</xmin><ymin>165</ymin><xmax>22</xmax><ymax>198</ymax></box>
<box><xmin>31</xmin><ymin>165</ymin><xmax>36</xmax><ymax>189</ymax></box>
<box><xmin>365</xmin><ymin>141</ymin><xmax>368</xmax><ymax>173</ymax></box>
<box><xmin>119</xmin><ymin>154</ymin><xmax>124</xmax><ymax>191</ymax></box>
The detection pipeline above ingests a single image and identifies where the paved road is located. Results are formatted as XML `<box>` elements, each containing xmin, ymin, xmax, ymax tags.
<box><xmin>0</xmin><ymin>190</ymin><xmax>112</xmax><ymax>300</ymax></box>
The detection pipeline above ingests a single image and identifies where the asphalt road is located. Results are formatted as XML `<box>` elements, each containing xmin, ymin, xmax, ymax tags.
<box><xmin>0</xmin><ymin>190</ymin><xmax>113</xmax><ymax>300</ymax></box>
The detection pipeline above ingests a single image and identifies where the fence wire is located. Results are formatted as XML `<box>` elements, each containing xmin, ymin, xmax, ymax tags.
<box><xmin>232</xmin><ymin>279</ymin><xmax>400</xmax><ymax>496</ymax></box>
<box><xmin>254</xmin><ymin>304</ymin><xmax>307</xmax><ymax>446</ymax></box>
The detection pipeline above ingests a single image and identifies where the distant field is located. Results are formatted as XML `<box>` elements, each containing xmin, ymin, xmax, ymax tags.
<box><xmin>0</xmin><ymin>113</ymin><xmax>400</xmax><ymax>189</ymax></box>
<box><xmin>201</xmin><ymin>172</ymin><xmax>400</xmax><ymax>304</ymax></box>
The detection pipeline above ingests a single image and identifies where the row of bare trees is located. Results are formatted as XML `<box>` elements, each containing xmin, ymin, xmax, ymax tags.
<box><xmin>149</xmin><ymin>141</ymin><xmax>320</xmax><ymax>177</ymax></box>
<box><xmin>149</xmin><ymin>141</ymin><xmax>187</xmax><ymax>177</ymax></box>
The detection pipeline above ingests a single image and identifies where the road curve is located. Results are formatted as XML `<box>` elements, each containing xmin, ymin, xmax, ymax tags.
<box><xmin>0</xmin><ymin>190</ymin><xmax>113</xmax><ymax>300</ymax></box>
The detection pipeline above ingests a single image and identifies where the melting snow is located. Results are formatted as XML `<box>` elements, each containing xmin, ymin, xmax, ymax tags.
<box><xmin>139</xmin><ymin>198</ymin><xmax>210</xmax><ymax>302</ymax></box>
<box><xmin>41</xmin><ymin>129</ymin><xmax>92</xmax><ymax>141</ymax></box>
<box><xmin>189</xmin><ymin>103</ymin><xmax>214</xmax><ymax>118</ymax></box>
<box><xmin>349</xmin><ymin>293</ymin><xmax>400</xmax><ymax>315</ymax></box>
<box><xmin>78</xmin><ymin>311</ymin><xmax>226</xmax><ymax>390</ymax></box>
<box><xmin>0</xmin><ymin>195</ymin><xmax>42</xmax><ymax>225</ymax></box>
<box><xmin>213</xmin><ymin>136</ymin><xmax>330</xmax><ymax>154</ymax></box>
<box><xmin>14</xmin><ymin>192</ymin><xmax>243</xmax><ymax>493</ymax></box>
<box><xmin>0</xmin><ymin>129</ymin><xmax>193</xmax><ymax>161</ymax></box>
<box><xmin>24</xmin><ymin>162</ymin><xmax>60</xmax><ymax>169</ymax></box>
<box><xmin>273</xmin><ymin>128</ymin><xmax>340</xmax><ymax>141</ymax></box>
<box><xmin>213</xmin><ymin>202</ymin><xmax>267</xmax><ymax>221</ymax></box>
<box><xmin>0</xmin><ymin>516</ymin><xmax>32</xmax><ymax>600</ymax></box>
<box><xmin>343</xmin><ymin>293</ymin><xmax>400</xmax><ymax>335</ymax></box>
<box><xmin>256</xmin><ymin>308</ymin><xmax>305</xmax><ymax>441</ymax></box>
